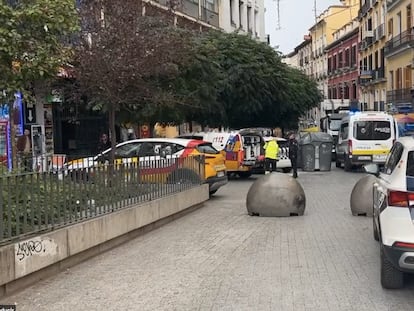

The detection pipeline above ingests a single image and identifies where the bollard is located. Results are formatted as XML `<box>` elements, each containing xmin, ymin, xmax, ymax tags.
<box><xmin>350</xmin><ymin>174</ymin><xmax>377</xmax><ymax>216</ymax></box>
<box><xmin>246</xmin><ymin>173</ymin><xmax>306</xmax><ymax>217</ymax></box>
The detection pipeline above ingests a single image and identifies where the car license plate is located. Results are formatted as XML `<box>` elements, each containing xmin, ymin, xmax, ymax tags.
<box><xmin>358</xmin><ymin>156</ymin><xmax>371</xmax><ymax>160</ymax></box>
<box><xmin>373</xmin><ymin>154</ymin><xmax>386</xmax><ymax>162</ymax></box>
<box><xmin>217</xmin><ymin>171</ymin><xmax>225</xmax><ymax>177</ymax></box>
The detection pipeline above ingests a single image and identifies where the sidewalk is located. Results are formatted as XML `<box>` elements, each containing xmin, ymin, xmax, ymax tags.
<box><xmin>2</xmin><ymin>168</ymin><xmax>414</xmax><ymax>310</ymax></box>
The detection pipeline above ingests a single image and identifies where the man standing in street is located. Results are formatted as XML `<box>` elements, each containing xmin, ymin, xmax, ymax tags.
<box><xmin>263</xmin><ymin>137</ymin><xmax>279</xmax><ymax>174</ymax></box>
<box><xmin>288</xmin><ymin>133</ymin><xmax>299</xmax><ymax>178</ymax></box>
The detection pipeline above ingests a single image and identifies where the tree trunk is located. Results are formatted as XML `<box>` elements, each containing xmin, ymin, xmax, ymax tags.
<box><xmin>108</xmin><ymin>106</ymin><xmax>116</xmax><ymax>157</ymax></box>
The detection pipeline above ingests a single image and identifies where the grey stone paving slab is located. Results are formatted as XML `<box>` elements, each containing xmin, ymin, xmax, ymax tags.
<box><xmin>2</xmin><ymin>168</ymin><xmax>414</xmax><ymax>310</ymax></box>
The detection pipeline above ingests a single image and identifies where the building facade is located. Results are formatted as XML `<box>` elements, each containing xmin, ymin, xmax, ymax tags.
<box><xmin>384</xmin><ymin>0</ymin><xmax>414</xmax><ymax>112</ymax></box>
<box><xmin>309</xmin><ymin>0</ymin><xmax>360</xmax><ymax>121</ymax></box>
<box><xmin>326</xmin><ymin>19</ymin><xmax>360</xmax><ymax>113</ymax></box>
<box><xmin>358</xmin><ymin>0</ymin><xmax>388</xmax><ymax>111</ymax></box>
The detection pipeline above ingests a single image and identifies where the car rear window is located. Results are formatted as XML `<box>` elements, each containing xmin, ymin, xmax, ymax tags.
<box><xmin>354</xmin><ymin>121</ymin><xmax>391</xmax><ymax>140</ymax></box>
<box><xmin>407</xmin><ymin>151</ymin><xmax>414</xmax><ymax>177</ymax></box>
<box><xmin>196</xmin><ymin>143</ymin><xmax>219</xmax><ymax>154</ymax></box>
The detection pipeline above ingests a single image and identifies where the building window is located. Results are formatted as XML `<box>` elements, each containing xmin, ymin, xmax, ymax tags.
<box><xmin>344</xmin><ymin>84</ymin><xmax>350</xmax><ymax>99</ymax></box>
<box><xmin>352</xmin><ymin>81</ymin><xmax>357</xmax><ymax>100</ymax></box>
<box><xmin>206</xmin><ymin>0</ymin><xmax>215</xmax><ymax>12</ymax></box>
<box><xmin>351</xmin><ymin>45</ymin><xmax>357</xmax><ymax>67</ymax></box>
<box><xmin>345</xmin><ymin>48</ymin><xmax>350</xmax><ymax>67</ymax></box>
<box><xmin>388</xmin><ymin>18</ymin><xmax>393</xmax><ymax>37</ymax></box>
<box><xmin>405</xmin><ymin>66</ymin><xmax>412</xmax><ymax>88</ymax></box>
<box><xmin>239</xmin><ymin>1</ymin><xmax>243</xmax><ymax>29</ymax></box>
<box><xmin>254</xmin><ymin>10</ymin><xmax>258</xmax><ymax>37</ymax></box>
<box><xmin>338</xmin><ymin>51</ymin><xmax>343</xmax><ymax>68</ymax></box>
<box><xmin>389</xmin><ymin>70</ymin><xmax>394</xmax><ymax>90</ymax></box>
<box><xmin>328</xmin><ymin>57</ymin><xmax>332</xmax><ymax>73</ymax></box>
<box><xmin>396</xmin><ymin>68</ymin><xmax>402</xmax><ymax>89</ymax></box>
<box><xmin>247</xmin><ymin>6</ymin><xmax>252</xmax><ymax>32</ymax></box>
<box><xmin>230</xmin><ymin>0</ymin><xmax>235</xmax><ymax>24</ymax></box>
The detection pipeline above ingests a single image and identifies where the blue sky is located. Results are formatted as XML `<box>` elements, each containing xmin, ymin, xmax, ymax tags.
<box><xmin>264</xmin><ymin>0</ymin><xmax>340</xmax><ymax>54</ymax></box>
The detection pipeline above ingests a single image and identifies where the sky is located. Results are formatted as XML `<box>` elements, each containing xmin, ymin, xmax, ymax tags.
<box><xmin>264</xmin><ymin>0</ymin><xmax>341</xmax><ymax>55</ymax></box>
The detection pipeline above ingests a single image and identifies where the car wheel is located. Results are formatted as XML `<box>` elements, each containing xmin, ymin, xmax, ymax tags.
<box><xmin>168</xmin><ymin>169</ymin><xmax>201</xmax><ymax>184</ymax></box>
<box><xmin>381</xmin><ymin>245</ymin><xmax>404</xmax><ymax>289</ymax></box>
<box><xmin>238</xmin><ymin>172</ymin><xmax>252</xmax><ymax>179</ymax></box>
<box><xmin>282</xmin><ymin>168</ymin><xmax>292</xmax><ymax>173</ymax></box>
<box><xmin>344</xmin><ymin>155</ymin><xmax>352</xmax><ymax>172</ymax></box>
<box><xmin>373</xmin><ymin>217</ymin><xmax>379</xmax><ymax>241</ymax></box>
<box><xmin>209</xmin><ymin>189</ymin><xmax>218</xmax><ymax>196</ymax></box>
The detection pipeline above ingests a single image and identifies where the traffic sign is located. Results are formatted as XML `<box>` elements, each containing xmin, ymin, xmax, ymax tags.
<box><xmin>24</xmin><ymin>102</ymin><xmax>37</xmax><ymax>124</ymax></box>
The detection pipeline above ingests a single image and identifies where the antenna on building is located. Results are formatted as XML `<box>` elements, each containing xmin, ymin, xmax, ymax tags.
<box><xmin>275</xmin><ymin>0</ymin><xmax>281</xmax><ymax>30</ymax></box>
<box><xmin>313</xmin><ymin>0</ymin><xmax>317</xmax><ymax>22</ymax></box>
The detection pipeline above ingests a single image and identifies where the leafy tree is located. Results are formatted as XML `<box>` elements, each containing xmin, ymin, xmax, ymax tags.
<box><xmin>0</xmin><ymin>0</ymin><xmax>79</xmax><ymax>166</ymax></box>
<box><xmin>0</xmin><ymin>0</ymin><xmax>79</xmax><ymax>99</ymax></box>
<box><xmin>75</xmin><ymin>0</ymin><xmax>207</xmax><ymax>153</ymax></box>
<box><xmin>189</xmin><ymin>31</ymin><xmax>322</xmax><ymax>129</ymax></box>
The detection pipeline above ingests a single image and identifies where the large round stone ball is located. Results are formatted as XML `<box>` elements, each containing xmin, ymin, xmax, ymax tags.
<box><xmin>246</xmin><ymin>173</ymin><xmax>306</xmax><ymax>217</ymax></box>
<box><xmin>350</xmin><ymin>174</ymin><xmax>377</xmax><ymax>216</ymax></box>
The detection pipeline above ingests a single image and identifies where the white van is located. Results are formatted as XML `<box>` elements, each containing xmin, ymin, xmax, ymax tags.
<box><xmin>335</xmin><ymin>112</ymin><xmax>398</xmax><ymax>171</ymax></box>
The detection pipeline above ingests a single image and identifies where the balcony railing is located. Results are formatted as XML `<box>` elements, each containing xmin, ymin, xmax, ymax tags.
<box><xmin>387</xmin><ymin>88</ymin><xmax>413</xmax><ymax>104</ymax></box>
<box><xmin>360</xmin><ymin>70</ymin><xmax>373</xmax><ymax>79</ymax></box>
<box><xmin>373</xmin><ymin>24</ymin><xmax>385</xmax><ymax>42</ymax></box>
<box><xmin>373</xmin><ymin>67</ymin><xmax>385</xmax><ymax>80</ymax></box>
<box><xmin>360</xmin><ymin>0</ymin><xmax>371</xmax><ymax>17</ymax></box>
<box><xmin>156</xmin><ymin>0</ymin><xmax>219</xmax><ymax>27</ymax></box>
<box><xmin>384</xmin><ymin>29</ymin><xmax>414</xmax><ymax>55</ymax></box>
<box><xmin>387</xmin><ymin>0</ymin><xmax>403</xmax><ymax>11</ymax></box>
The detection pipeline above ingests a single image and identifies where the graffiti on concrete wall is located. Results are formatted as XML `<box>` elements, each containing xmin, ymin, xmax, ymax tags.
<box><xmin>15</xmin><ymin>237</ymin><xmax>57</xmax><ymax>262</ymax></box>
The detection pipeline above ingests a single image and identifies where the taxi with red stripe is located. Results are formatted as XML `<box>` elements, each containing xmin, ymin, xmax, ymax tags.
<box><xmin>64</xmin><ymin>138</ymin><xmax>228</xmax><ymax>195</ymax></box>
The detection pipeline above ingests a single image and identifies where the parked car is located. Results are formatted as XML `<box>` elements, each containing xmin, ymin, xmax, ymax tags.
<box><xmin>63</xmin><ymin>138</ymin><xmax>228</xmax><ymax>195</ymax></box>
<box><xmin>179</xmin><ymin>129</ymin><xmax>264</xmax><ymax>178</ymax></box>
<box><xmin>364</xmin><ymin>136</ymin><xmax>414</xmax><ymax>289</ymax></box>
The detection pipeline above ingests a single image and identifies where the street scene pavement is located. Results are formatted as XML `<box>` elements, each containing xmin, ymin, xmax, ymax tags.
<box><xmin>2</xmin><ymin>167</ymin><xmax>414</xmax><ymax>310</ymax></box>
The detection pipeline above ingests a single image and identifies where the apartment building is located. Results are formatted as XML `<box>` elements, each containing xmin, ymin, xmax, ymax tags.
<box><xmin>384</xmin><ymin>0</ymin><xmax>414</xmax><ymax>112</ymax></box>
<box><xmin>309</xmin><ymin>0</ymin><xmax>360</xmax><ymax>120</ymax></box>
<box><xmin>147</xmin><ymin>0</ymin><xmax>265</xmax><ymax>40</ymax></box>
<box><xmin>326</xmin><ymin>19</ymin><xmax>360</xmax><ymax>113</ymax></box>
<box><xmin>358</xmin><ymin>0</ymin><xmax>388</xmax><ymax>111</ymax></box>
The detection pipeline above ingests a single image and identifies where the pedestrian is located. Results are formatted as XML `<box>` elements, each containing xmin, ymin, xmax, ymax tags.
<box><xmin>263</xmin><ymin>137</ymin><xmax>279</xmax><ymax>174</ymax></box>
<box><xmin>288</xmin><ymin>132</ymin><xmax>299</xmax><ymax>178</ymax></box>
<box><xmin>97</xmin><ymin>133</ymin><xmax>111</xmax><ymax>154</ymax></box>
<box><xmin>16</xmin><ymin>128</ymin><xmax>32</xmax><ymax>171</ymax></box>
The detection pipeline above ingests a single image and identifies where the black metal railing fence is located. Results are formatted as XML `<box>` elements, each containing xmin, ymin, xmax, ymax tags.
<box><xmin>0</xmin><ymin>155</ymin><xmax>205</xmax><ymax>245</ymax></box>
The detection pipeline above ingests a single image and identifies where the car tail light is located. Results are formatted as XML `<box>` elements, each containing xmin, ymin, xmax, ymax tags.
<box><xmin>238</xmin><ymin>150</ymin><xmax>244</xmax><ymax>164</ymax></box>
<box><xmin>388</xmin><ymin>190</ymin><xmax>414</xmax><ymax>207</ymax></box>
<box><xmin>348</xmin><ymin>139</ymin><xmax>353</xmax><ymax>155</ymax></box>
<box><xmin>393</xmin><ymin>241</ymin><xmax>414</xmax><ymax>249</ymax></box>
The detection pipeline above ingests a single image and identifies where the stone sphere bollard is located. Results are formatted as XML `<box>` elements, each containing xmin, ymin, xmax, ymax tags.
<box><xmin>246</xmin><ymin>173</ymin><xmax>306</xmax><ymax>217</ymax></box>
<box><xmin>350</xmin><ymin>174</ymin><xmax>377</xmax><ymax>216</ymax></box>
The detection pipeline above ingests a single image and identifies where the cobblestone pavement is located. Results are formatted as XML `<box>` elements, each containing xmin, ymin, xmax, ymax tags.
<box><xmin>3</xmin><ymin>167</ymin><xmax>414</xmax><ymax>310</ymax></box>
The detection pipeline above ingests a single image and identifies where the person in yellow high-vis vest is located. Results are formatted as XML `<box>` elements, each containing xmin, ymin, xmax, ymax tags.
<box><xmin>263</xmin><ymin>137</ymin><xmax>279</xmax><ymax>174</ymax></box>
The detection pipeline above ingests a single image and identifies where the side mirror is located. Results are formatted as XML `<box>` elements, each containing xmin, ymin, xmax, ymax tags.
<box><xmin>363</xmin><ymin>163</ymin><xmax>380</xmax><ymax>177</ymax></box>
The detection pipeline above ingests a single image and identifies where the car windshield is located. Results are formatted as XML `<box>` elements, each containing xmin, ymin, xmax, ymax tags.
<box><xmin>196</xmin><ymin>143</ymin><xmax>219</xmax><ymax>154</ymax></box>
<box><xmin>329</xmin><ymin>119</ymin><xmax>342</xmax><ymax>131</ymax></box>
<box><xmin>353</xmin><ymin>121</ymin><xmax>391</xmax><ymax>140</ymax></box>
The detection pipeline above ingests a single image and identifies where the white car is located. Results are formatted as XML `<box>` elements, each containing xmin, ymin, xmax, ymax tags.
<box><xmin>364</xmin><ymin>136</ymin><xmax>414</xmax><ymax>289</ymax></box>
<box><xmin>62</xmin><ymin>138</ymin><xmax>228</xmax><ymax>194</ymax></box>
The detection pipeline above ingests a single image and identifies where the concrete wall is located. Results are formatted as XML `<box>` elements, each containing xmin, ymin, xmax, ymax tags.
<box><xmin>0</xmin><ymin>185</ymin><xmax>209</xmax><ymax>298</ymax></box>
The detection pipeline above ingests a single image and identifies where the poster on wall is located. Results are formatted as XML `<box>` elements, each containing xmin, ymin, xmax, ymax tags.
<box><xmin>43</xmin><ymin>104</ymin><xmax>54</xmax><ymax>154</ymax></box>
